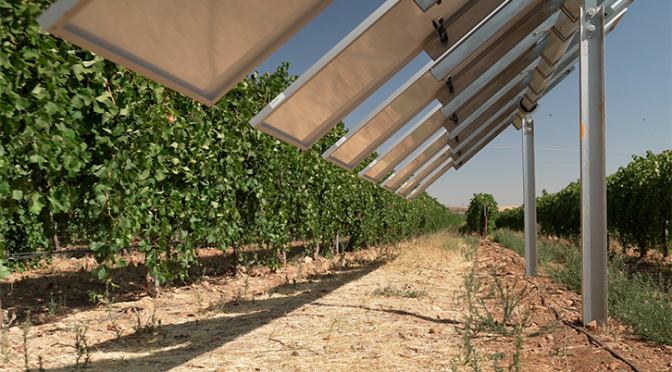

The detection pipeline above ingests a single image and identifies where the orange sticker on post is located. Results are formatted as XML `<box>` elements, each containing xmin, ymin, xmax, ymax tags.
<box><xmin>581</xmin><ymin>122</ymin><xmax>584</xmax><ymax>139</ymax></box>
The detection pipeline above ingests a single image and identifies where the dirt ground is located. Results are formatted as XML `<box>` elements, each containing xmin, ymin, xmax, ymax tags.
<box><xmin>0</xmin><ymin>231</ymin><xmax>670</xmax><ymax>371</ymax></box>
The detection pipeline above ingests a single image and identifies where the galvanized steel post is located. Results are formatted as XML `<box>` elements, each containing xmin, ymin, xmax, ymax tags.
<box><xmin>580</xmin><ymin>0</ymin><xmax>608</xmax><ymax>326</ymax></box>
<box><xmin>520</xmin><ymin>101</ymin><xmax>539</xmax><ymax>277</ymax></box>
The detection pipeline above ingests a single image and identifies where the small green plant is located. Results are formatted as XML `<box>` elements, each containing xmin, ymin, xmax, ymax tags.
<box><xmin>233</xmin><ymin>269</ymin><xmax>252</xmax><ymax>302</ymax></box>
<box><xmin>194</xmin><ymin>290</ymin><xmax>204</xmax><ymax>314</ymax></box>
<box><xmin>472</xmin><ymin>271</ymin><xmax>533</xmax><ymax>336</ymax></box>
<box><xmin>88</xmin><ymin>291</ymin><xmax>106</xmax><ymax>305</ymax></box>
<box><xmin>509</xmin><ymin>324</ymin><xmax>524</xmax><ymax>372</ymax></box>
<box><xmin>73</xmin><ymin>314</ymin><xmax>91</xmax><ymax>369</ymax></box>
<box><xmin>132</xmin><ymin>300</ymin><xmax>161</xmax><ymax>338</ymax></box>
<box><xmin>494</xmin><ymin>226</ymin><xmax>672</xmax><ymax>346</ymax></box>
<box><xmin>207</xmin><ymin>294</ymin><xmax>228</xmax><ymax>313</ymax></box>
<box><xmin>48</xmin><ymin>292</ymin><xmax>67</xmax><ymax>315</ymax></box>
<box><xmin>22</xmin><ymin>311</ymin><xmax>32</xmax><ymax>372</ymax></box>
<box><xmin>492</xmin><ymin>352</ymin><xmax>506</xmax><ymax>372</ymax></box>
<box><xmin>371</xmin><ymin>284</ymin><xmax>427</xmax><ymax>299</ymax></box>
<box><xmin>1</xmin><ymin>309</ymin><xmax>10</xmax><ymax>365</ymax></box>
<box><xmin>105</xmin><ymin>300</ymin><xmax>123</xmax><ymax>340</ymax></box>
<box><xmin>460</xmin><ymin>236</ymin><xmax>480</xmax><ymax>262</ymax></box>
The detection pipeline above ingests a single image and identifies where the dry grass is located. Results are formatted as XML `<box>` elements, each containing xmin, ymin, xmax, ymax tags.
<box><xmin>0</xmin><ymin>231</ymin><xmax>472</xmax><ymax>372</ymax></box>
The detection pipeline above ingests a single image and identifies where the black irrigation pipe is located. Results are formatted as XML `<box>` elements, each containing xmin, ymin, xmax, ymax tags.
<box><xmin>4</xmin><ymin>234</ymin><xmax>352</xmax><ymax>261</ymax></box>
<box><xmin>4</xmin><ymin>241</ymin><xmax>189</xmax><ymax>261</ymax></box>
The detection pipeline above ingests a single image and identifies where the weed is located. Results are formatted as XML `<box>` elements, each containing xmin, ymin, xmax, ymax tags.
<box><xmin>371</xmin><ymin>284</ymin><xmax>427</xmax><ymax>298</ymax></box>
<box><xmin>452</xmin><ymin>321</ymin><xmax>482</xmax><ymax>372</ymax></box>
<box><xmin>87</xmin><ymin>291</ymin><xmax>106</xmax><ymax>305</ymax></box>
<box><xmin>510</xmin><ymin>324</ymin><xmax>524</xmax><ymax>372</ymax></box>
<box><xmin>194</xmin><ymin>290</ymin><xmax>204</xmax><ymax>314</ymax></box>
<box><xmin>22</xmin><ymin>311</ymin><xmax>31</xmax><ymax>372</ymax></box>
<box><xmin>48</xmin><ymin>292</ymin><xmax>66</xmax><ymax>315</ymax></box>
<box><xmin>207</xmin><ymin>294</ymin><xmax>228</xmax><ymax>313</ymax></box>
<box><xmin>1</xmin><ymin>311</ymin><xmax>10</xmax><ymax>365</ymax></box>
<box><xmin>73</xmin><ymin>314</ymin><xmax>91</xmax><ymax>369</ymax></box>
<box><xmin>493</xmin><ymin>227</ymin><xmax>672</xmax><ymax>346</ymax></box>
<box><xmin>492</xmin><ymin>352</ymin><xmax>506</xmax><ymax>372</ymax></box>
<box><xmin>232</xmin><ymin>272</ymin><xmax>251</xmax><ymax>302</ymax></box>
<box><xmin>105</xmin><ymin>300</ymin><xmax>123</xmax><ymax>340</ymax></box>
<box><xmin>460</xmin><ymin>235</ymin><xmax>480</xmax><ymax>262</ymax></box>
<box><xmin>609</xmin><ymin>256</ymin><xmax>672</xmax><ymax>344</ymax></box>
<box><xmin>474</xmin><ymin>271</ymin><xmax>533</xmax><ymax>336</ymax></box>
<box><xmin>132</xmin><ymin>300</ymin><xmax>161</xmax><ymax>338</ymax></box>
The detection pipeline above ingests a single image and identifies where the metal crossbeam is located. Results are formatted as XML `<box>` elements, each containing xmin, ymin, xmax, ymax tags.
<box><xmin>358</xmin><ymin>104</ymin><xmax>445</xmax><ymax>184</ymax></box>
<box><xmin>523</xmin><ymin>0</ymin><xmax>630</xmax><ymax>108</ymax></box>
<box><xmin>381</xmin><ymin>133</ymin><xmax>449</xmax><ymax>192</ymax></box>
<box><xmin>407</xmin><ymin>160</ymin><xmax>454</xmax><ymax>200</ymax></box>
<box><xmin>431</xmin><ymin>0</ymin><xmax>563</xmax><ymax>80</ymax></box>
<box><xmin>447</xmin><ymin>68</ymin><xmax>534</xmax><ymax>140</ymax></box>
<box><xmin>324</xmin><ymin>0</ymin><xmax>563</xmax><ymax>171</ymax></box>
<box><xmin>250</xmin><ymin>0</ymin><xmax>495</xmax><ymax>150</ymax></box>
<box><xmin>449</xmin><ymin>97</ymin><xmax>522</xmax><ymax>157</ymax></box>
<box><xmin>397</xmin><ymin>151</ymin><xmax>452</xmax><ymax>196</ymax></box>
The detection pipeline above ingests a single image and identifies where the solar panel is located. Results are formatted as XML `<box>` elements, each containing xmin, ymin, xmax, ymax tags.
<box><xmin>523</xmin><ymin>0</ymin><xmax>629</xmax><ymax>107</ymax></box>
<box><xmin>322</xmin><ymin>6</ymin><xmax>560</xmax><ymax>171</ymax></box>
<box><xmin>37</xmin><ymin>0</ymin><xmax>334</xmax><ymax>106</ymax></box>
<box><xmin>452</xmin><ymin>63</ymin><xmax>577</xmax><ymax>171</ymax></box>
<box><xmin>358</xmin><ymin>103</ymin><xmax>445</xmax><ymax>184</ymax></box>
<box><xmin>446</xmin><ymin>68</ymin><xmax>534</xmax><ymax>140</ymax></box>
<box><xmin>430</xmin><ymin>0</ymin><xmax>564</xmax><ymax>80</ymax></box>
<box><xmin>407</xmin><ymin>161</ymin><xmax>454</xmax><ymax>200</ymax></box>
<box><xmin>449</xmin><ymin>101</ymin><xmax>521</xmax><ymax>154</ymax></box>
<box><xmin>380</xmin><ymin>134</ymin><xmax>450</xmax><ymax>192</ymax></box>
<box><xmin>397</xmin><ymin>151</ymin><xmax>453</xmax><ymax>196</ymax></box>
<box><xmin>451</xmin><ymin>109</ymin><xmax>520</xmax><ymax>158</ymax></box>
<box><xmin>453</xmin><ymin>115</ymin><xmax>514</xmax><ymax>170</ymax></box>
<box><xmin>249</xmin><ymin>0</ymin><xmax>501</xmax><ymax>150</ymax></box>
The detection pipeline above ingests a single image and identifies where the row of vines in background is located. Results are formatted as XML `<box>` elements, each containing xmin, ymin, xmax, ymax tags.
<box><xmin>497</xmin><ymin>150</ymin><xmax>671</xmax><ymax>257</ymax></box>
<box><xmin>0</xmin><ymin>0</ymin><xmax>459</xmax><ymax>282</ymax></box>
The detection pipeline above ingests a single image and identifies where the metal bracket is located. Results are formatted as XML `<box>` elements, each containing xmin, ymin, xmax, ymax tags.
<box><xmin>455</xmin><ymin>135</ymin><xmax>460</xmax><ymax>143</ymax></box>
<box><xmin>446</xmin><ymin>76</ymin><xmax>454</xmax><ymax>93</ymax></box>
<box><xmin>456</xmin><ymin>150</ymin><xmax>462</xmax><ymax>156</ymax></box>
<box><xmin>432</xmin><ymin>18</ymin><xmax>448</xmax><ymax>44</ymax></box>
<box><xmin>413</xmin><ymin>0</ymin><xmax>441</xmax><ymax>12</ymax></box>
<box><xmin>519</xmin><ymin>97</ymin><xmax>539</xmax><ymax>119</ymax></box>
<box><xmin>584</xmin><ymin>7</ymin><xmax>600</xmax><ymax>39</ymax></box>
<box><xmin>450</xmin><ymin>113</ymin><xmax>458</xmax><ymax>124</ymax></box>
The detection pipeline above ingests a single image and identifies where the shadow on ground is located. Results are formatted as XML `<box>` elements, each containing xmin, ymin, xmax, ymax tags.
<box><xmin>1</xmin><ymin>240</ymin><xmax>356</xmax><ymax>324</ymax></box>
<box><xmin>40</xmin><ymin>259</ymin><xmax>388</xmax><ymax>372</ymax></box>
<box><xmin>310</xmin><ymin>302</ymin><xmax>461</xmax><ymax>325</ymax></box>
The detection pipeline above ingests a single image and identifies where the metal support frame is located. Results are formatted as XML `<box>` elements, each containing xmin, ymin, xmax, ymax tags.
<box><xmin>520</xmin><ymin>101</ymin><xmax>539</xmax><ymax>277</ymax></box>
<box><xmin>579</xmin><ymin>1</ymin><xmax>608</xmax><ymax>326</ymax></box>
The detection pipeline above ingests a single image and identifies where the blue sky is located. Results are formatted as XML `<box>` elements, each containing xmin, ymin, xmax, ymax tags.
<box><xmin>256</xmin><ymin>0</ymin><xmax>672</xmax><ymax>207</ymax></box>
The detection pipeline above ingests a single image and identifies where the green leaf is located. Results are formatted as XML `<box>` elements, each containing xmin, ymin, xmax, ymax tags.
<box><xmin>29</xmin><ymin>193</ymin><xmax>44</xmax><ymax>215</ymax></box>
